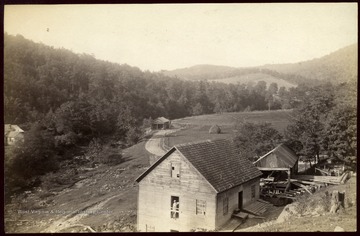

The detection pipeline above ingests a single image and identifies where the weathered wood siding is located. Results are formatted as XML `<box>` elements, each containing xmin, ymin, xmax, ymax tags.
<box><xmin>292</xmin><ymin>160</ymin><xmax>298</xmax><ymax>174</ymax></box>
<box><xmin>257</xmin><ymin>152</ymin><xmax>297</xmax><ymax>175</ymax></box>
<box><xmin>215</xmin><ymin>177</ymin><xmax>260</xmax><ymax>229</ymax></box>
<box><xmin>137</xmin><ymin>150</ymin><xmax>217</xmax><ymax>232</ymax></box>
<box><xmin>258</xmin><ymin>153</ymin><xmax>279</xmax><ymax>168</ymax></box>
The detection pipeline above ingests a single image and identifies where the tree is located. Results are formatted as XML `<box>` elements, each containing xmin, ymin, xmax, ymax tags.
<box><xmin>126</xmin><ymin>126</ymin><xmax>142</xmax><ymax>145</ymax></box>
<box><xmin>7</xmin><ymin>123</ymin><xmax>59</xmax><ymax>188</ymax></box>
<box><xmin>268</xmin><ymin>82</ymin><xmax>279</xmax><ymax>95</ymax></box>
<box><xmin>285</xmin><ymin>84</ymin><xmax>335</xmax><ymax>163</ymax></box>
<box><xmin>192</xmin><ymin>103</ymin><xmax>204</xmax><ymax>116</ymax></box>
<box><xmin>233</xmin><ymin>122</ymin><xmax>283</xmax><ymax>162</ymax></box>
<box><xmin>266</xmin><ymin>82</ymin><xmax>278</xmax><ymax>110</ymax></box>
<box><xmin>323</xmin><ymin>105</ymin><xmax>357</xmax><ymax>160</ymax></box>
<box><xmin>116</xmin><ymin>105</ymin><xmax>138</xmax><ymax>136</ymax></box>
<box><xmin>194</xmin><ymin>81</ymin><xmax>212</xmax><ymax>114</ymax></box>
<box><xmin>254</xmin><ymin>81</ymin><xmax>267</xmax><ymax>95</ymax></box>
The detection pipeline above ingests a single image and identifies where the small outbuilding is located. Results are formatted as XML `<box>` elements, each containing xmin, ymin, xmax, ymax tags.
<box><xmin>253</xmin><ymin>143</ymin><xmax>299</xmax><ymax>193</ymax></box>
<box><xmin>253</xmin><ymin>143</ymin><xmax>299</xmax><ymax>175</ymax></box>
<box><xmin>136</xmin><ymin>139</ymin><xmax>263</xmax><ymax>232</ymax></box>
<box><xmin>4</xmin><ymin>124</ymin><xmax>24</xmax><ymax>146</ymax></box>
<box><xmin>151</xmin><ymin>117</ymin><xmax>170</xmax><ymax>130</ymax></box>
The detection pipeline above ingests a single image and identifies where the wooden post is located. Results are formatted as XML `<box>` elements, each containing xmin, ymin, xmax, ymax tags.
<box><xmin>285</xmin><ymin>169</ymin><xmax>291</xmax><ymax>192</ymax></box>
<box><xmin>330</xmin><ymin>190</ymin><xmax>340</xmax><ymax>213</ymax></box>
<box><xmin>339</xmin><ymin>191</ymin><xmax>345</xmax><ymax>208</ymax></box>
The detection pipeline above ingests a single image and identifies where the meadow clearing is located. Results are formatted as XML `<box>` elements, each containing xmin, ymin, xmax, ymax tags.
<box><xmin>167</xmin><ymin>110</ymin><xmax>293</xmax><ymax>147</ymax></box>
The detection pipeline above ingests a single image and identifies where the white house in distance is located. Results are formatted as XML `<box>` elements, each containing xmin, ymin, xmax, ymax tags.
<box><xmin>135</xmin><ymin>139</ymin><xmax>263</xmax><ymax>232</ymax></box>
<box><xmin>4</xmin><ymin>124</ymin><xmax>24</xmax><ymax>146</ymax></box>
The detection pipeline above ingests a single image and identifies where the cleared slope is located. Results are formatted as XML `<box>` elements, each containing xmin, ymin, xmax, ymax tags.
<box><xmin>162</xmin><ymin>44</ymin><xmax>357</xmax><ymax>85</ymax></box>
<box><xmin>212</xmin><ymin>73</ymin><xmax>297</xmax><ymax>89</ymax></box>
<box><xmin>261</xmin><ymin>44</ymin><xmax>358</xmax><ymax>83</ymax></box>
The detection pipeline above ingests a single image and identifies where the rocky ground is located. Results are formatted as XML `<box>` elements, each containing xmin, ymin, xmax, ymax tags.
<box><xmin>236</xmin><ymin>174</ymin><xmax>357</xmax><ymax>232</ymax></box>
<box><xmin>4</xmin><ymin>139</ymin><xmax>151</xmax><ymax>233</ymax></box>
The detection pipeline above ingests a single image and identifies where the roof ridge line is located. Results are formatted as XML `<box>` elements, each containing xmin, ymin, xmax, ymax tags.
<box><xmin>253</xmin><ymin>143</ymin><xmax>284</xmax><ymax>164</ymax></box>
<box><xmin>174</xmin><ymin>138</ymin><xmax>227</xmax><ymax>148</ymax></box>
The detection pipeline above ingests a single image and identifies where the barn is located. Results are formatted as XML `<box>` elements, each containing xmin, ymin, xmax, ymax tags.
<box><xmin>135</xmin><ymin>139</ymin><xmax>263</xmax><ymax>232</ymax></box>
<box><xmin>151</xmin><ymin>117</ymin><xmax>170</xmax><ymax>130</ymax></box>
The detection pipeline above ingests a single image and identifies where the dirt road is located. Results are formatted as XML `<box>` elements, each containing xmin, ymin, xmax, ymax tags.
<box><xmin>41</xmin><ymin>194</ymin><xmax>120</xmax><ymax>233</ymax></box>
<box><xmin>145</xmin><ymin>129</ymin><xmax>179</xmax><ymax>156</ymax></box>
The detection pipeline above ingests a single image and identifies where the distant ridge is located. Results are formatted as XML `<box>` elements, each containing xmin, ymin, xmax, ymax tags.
<box><xmin>261</xmin><ymin>43</ymin><xmax>358</xmax><ymax>83</ymax></box>
<box><xmin>162</xmin><ymin>44</ymin><xmax>358</xmax><ymax>86</ymax></box>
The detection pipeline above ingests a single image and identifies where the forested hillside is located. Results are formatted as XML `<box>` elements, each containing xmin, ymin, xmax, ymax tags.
<box><xmin>5</xmin><ymin>33</ymin><xmax>310</xmax><ymax>129</ymax></box>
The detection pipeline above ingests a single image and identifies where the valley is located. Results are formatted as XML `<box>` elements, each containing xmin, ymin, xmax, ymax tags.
<box><xmin>5</xmin><ymin>110</ymin><xmax>356</xmax><ymax>232</ymax></box>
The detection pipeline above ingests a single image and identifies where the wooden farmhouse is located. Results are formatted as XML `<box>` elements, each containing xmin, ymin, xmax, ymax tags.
<box><xmin>151</xmin><ymin>117</ymin><xmax>170</xmax><ymax>130</ymax></box>
<box><xmin>4</xmin><ymin>124</ymin><xmax>24</xmax><ymax>146</ymax></box>
<box><xmin>135</xmin><ymin>139</ymin><xmax>263</xmax><ymax>232</ymax></box>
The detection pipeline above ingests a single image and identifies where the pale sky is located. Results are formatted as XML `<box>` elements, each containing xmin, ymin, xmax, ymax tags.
<box><xmin>4</xmin><ymin>3</ymin><xmax>358</xmax><ymax>72</ymax></box>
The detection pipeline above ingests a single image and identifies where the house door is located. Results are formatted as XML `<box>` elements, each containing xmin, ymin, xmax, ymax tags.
<box><xmin>238</xmin><ymin>191</ymin><xmax>243</xmax><ymax>210</ymax></box>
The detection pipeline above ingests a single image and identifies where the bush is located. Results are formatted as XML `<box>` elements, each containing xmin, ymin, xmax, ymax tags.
<box><xmin>85</xmin><ymin>138</ymin><xmax>103</xmax><ymax>161</ymax></box>
<box><xmin>106</xmin><ymin>154</ymin><xmax>123</xmax><ymax>165</ymax></box>
<box><xmin>126</xmin><ymin>127</ymin><xmax>142</xmax><ymax>145</ymax></box>
<box><xmin>294</xmin><ymin>189</ymin><xmax>332</xmax><ymax>216</ymax></box>
<box><xmin>41</xmin><ymin>168</ymin><xmax>79</xmax><ymax>191</ymax></box>
<box><xmin>85</xmin><ymin>139</ymin><xmax>123</xmax><ymax>165</ymax></box>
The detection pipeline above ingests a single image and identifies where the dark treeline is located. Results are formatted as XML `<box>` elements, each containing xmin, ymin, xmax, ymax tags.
<box><xmin>5</xmin><ymin>33</ymin><xmax>304</xmax><ymax>136</ymax></box>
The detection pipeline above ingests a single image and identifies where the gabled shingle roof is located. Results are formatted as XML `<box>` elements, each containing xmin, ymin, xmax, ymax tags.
<box><xmin>136</xmin><ymin>139</ymin><xmax>262</xmax><ymax>193</ymax></box>
<box><xmin>253</xmin><ymin>143</ymin><xmax>298</xmax><ymax>168</ymax></box>
<box><xmin>152</xmin><ymin>117</ymin><xmax>170</xmax><ymax>124</ymax></box>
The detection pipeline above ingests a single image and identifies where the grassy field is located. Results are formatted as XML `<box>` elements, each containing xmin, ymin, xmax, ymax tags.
<box><xmin>212</xmin><ymin>73</ymin><xmax>297</xmax><ymax>89</ymax></box>
<box><xmin>168</xmin><ymin>110</ymin><xmax>293</xmax><ymax>147</ymax></box>
<box><xmin>173</xmin><ymin>110</ymin><xmax>293</xmax><ymax>131</ymax></box>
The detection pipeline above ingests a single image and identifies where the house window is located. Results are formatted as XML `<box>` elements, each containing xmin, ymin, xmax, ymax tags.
<box><xmin>196</xmin><ymin>200</ymin><xmax>206</xmax><ymax>215</ymax></box>
<box><xmin>171</xmin><ymin>162</ymin><xmax>180</xmax><ymax>178</ymax></box>
<box><xmin>251</xmin><ymin>185</ymin><xmax>256</xmax><ymax>200</ymax></box>
<box><xmin>223</xmin><ymin>197</ymin><xmax>228</xmax><ymax>215</ymax></box>
<box><xmin>171</xmin><ymin>196</ymin><xmax>179</xmax><ymax>219</ymax></box>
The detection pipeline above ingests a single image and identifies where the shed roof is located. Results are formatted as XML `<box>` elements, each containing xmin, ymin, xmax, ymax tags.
<box><xmin>152</xmin><ymin>117</ymin><xmax>170</xmax><ymax>124</ymax></box>
<box><xmin>253</xmin><ymin>143</ymin><xmax>298</xmax><ymax>168</ymax></box>
<box><xmin>136</xmin><ymin>139</ymin><xmax>262</xmax><ymax>193</ymax></box>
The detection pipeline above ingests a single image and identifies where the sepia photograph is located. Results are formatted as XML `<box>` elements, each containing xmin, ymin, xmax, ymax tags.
<box><xmin>3</xmin><ymin>3</ymin><xmax>357</xmax><ymax>233</ymax></box>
